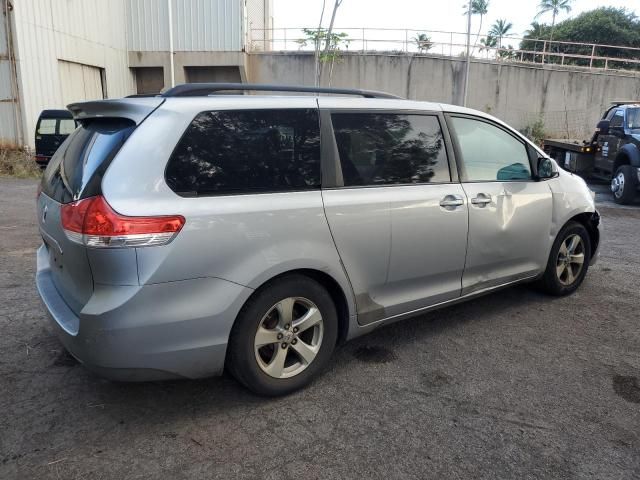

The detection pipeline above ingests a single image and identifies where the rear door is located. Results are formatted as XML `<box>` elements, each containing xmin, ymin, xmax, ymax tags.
<box><xmin>38</xmin><ymin>118</ymin><xmax>136</xmax><ymax>314</ymax></box>
<box><xmin>35</xmin><ymin>115</ymin><xmax>77</xmax><ymax>159</ymax></box>
<box><xmin>320</xmin><ymin>106</ymin><xmax>468</xmax><ymax>324</ymax></box>
<box><xmin>35</xmin><ymin>117</ymin><xmax>59</xmax><ymax>158</ymax></box>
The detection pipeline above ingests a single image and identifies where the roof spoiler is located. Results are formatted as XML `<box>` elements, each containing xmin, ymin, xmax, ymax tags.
<box><xmin>66</xmin><ymin>97</ymin><xmax>165</xmax><ymax>125</ymax></box>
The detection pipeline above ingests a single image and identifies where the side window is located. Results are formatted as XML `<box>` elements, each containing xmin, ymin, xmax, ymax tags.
<box><xmin>610</xmin><ymin>109</ymin><xmax>624</xmax><ymax>129</ymax></box>
<box><xmin>37</xmin><ymin>119</ymin><xmax>56</xmax><ymax>135</ymax></box>
<box><xmin>450</xmin><ymin>117</ymin><xmax>532</xmax><ymax>182</ymax></box>
<box><xmin>628</xmin><ymin>108</ymin><xmax>640</xmax><ymax>130</ymax></box>
<box><xmin>58</xmin><ymin>119</ymin><xmax>77</xmax><ymax>135</ymax></box>
<box><xmin>166</xmin><ymin>109</ymin><xmax>321</xmax><ymax>195</ymax></box>
<box><xmin>331</xmin><ymin>113</ymin><xmax>450</xmax><ymax>186</ymax></box>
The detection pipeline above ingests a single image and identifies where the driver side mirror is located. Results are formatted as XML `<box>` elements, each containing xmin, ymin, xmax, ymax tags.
<box><xmin>537</xmin><ymin>157</ymin><xmax>557</xmax><ymax>180</ymax></box>
<box><xmin>596</xmin><ymin>119</ymin><xmax>610</xmax><ymax>135</ymax></box>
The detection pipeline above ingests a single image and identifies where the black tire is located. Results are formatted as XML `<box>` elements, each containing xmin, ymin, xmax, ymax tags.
<box><xmin>227</xmin><ymin>274</ymin><xmax>338</xmax><ymax>396</ymax></box>
<box><xmin>612</xmin><ymin>165</ymin><xmax>637</xmax><ymax>205</ymax></box>
<box><xmin>538</xmin><ymin>221</ymin><xmax>591</xmax><ymax>296</ymax></box>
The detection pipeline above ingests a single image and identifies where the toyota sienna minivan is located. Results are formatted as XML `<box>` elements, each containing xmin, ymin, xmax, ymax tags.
<box><xmin>36</xmin><ymin>83</ymin><xmax>600</xmax><ymax>396</ymax></box>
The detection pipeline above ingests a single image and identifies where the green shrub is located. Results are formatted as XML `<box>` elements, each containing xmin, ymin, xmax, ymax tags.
<box><xmin>520</xmin><ymin>117</ymin><xmax>546</xmax><ymax>146</ymax></box>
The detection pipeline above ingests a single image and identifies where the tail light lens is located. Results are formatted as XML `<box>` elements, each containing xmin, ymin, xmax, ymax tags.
<box><xmin>61</xmin><ymin>195</ymin><xmax>185</xmax><ymax>248</ymax></box>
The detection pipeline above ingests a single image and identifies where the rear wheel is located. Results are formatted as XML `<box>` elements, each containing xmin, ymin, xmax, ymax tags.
<box><xmin>538</xmin><ymin>221</ymin><xmax>591</xmax><ymax>296</ymax></box>
<box><xmin>227</xmin><ymin>275</ymin><xmax>338</xmax><ymax>396</ymax></box>
<box><xmin>611</xmin><ymin>165</ymin><xmax>637</xmax><ymax>205</ymax></box>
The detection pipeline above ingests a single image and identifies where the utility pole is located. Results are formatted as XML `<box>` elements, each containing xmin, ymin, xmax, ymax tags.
<box><xmin>168</xmin><ymin>0</ymin><xmax>175</xmax><ymax>87</ymax></box>
<box><xmin>463</xmin><ymin>0</ymin><xmax>472</xmax><ymax>107</ymax></box>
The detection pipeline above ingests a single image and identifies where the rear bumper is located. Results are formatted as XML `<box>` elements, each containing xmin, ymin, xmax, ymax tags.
<box><xmin>36</xmin><ymin>245</ymin><xmax>253</xmax><ymax>381</ymax></box>
<box><xmin>34</xmin><ymin>156</ymin><xmax>50</xmax><ymax>168</ymax></box>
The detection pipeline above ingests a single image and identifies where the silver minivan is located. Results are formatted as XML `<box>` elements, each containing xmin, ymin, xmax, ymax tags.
<box><xmin>36</xmin><ymin>84</ymin><xmax>600</xmax><ymax>395</ymax></box>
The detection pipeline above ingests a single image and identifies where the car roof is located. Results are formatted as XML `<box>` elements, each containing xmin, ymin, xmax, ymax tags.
<box><xmin>167</xmin><ymin>95</ymin><xmax>444</xmax><ymax>112</ymax></box>
<box><xmin>161</xmin><ymin>94</ymin><xmax>491</xmax><ymax>115</ymax></box>
<box><xmin>68</xmin><ymin>94</ymin><xmax>503</xmax><ymax>129</ymax></box>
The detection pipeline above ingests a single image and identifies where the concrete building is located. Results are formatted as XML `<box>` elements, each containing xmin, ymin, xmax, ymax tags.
<box><xmin>0</xmin><ymin>0</ymin><xmax>272</xmax><ymax>147</ymax></box>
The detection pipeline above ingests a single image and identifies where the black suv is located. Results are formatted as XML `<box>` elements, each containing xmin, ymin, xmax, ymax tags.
<box><xmin>34</xmin><ymin>110</ymin><xmax>77</xmax><ymax>168</ymax></box>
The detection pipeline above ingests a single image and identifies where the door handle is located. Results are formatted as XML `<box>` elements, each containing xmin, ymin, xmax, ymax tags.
<box><xmin>471</xmin><ymin>193</ymin><xmax>492</xmax><ymax>206</ymax></box>
<box><xmin>439</xmin><ymin>195</ymin><xmax>464</xmax><ymax>209</ymax></box>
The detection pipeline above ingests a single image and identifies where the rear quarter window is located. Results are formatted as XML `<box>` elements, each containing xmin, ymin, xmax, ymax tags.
<box><xmin>165</xmin><ymin>109</ymin><xmax>321</xmax><ymax>196</ymax></box>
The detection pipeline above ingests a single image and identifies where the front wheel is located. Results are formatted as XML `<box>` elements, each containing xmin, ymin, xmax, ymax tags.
<box><xmin>611</xmin><ymin>165</ymin><xmax>637</xmax><ymax>205</ymax></box>
<box><xmin>227</xmin><ymin>275</ymin><xmax>338</xmax><ymax>396</ymax></box>
<box><xmin>538</xmin><ymin>221</ymin><xmax>591</xmax><ymax>296</ymax></box>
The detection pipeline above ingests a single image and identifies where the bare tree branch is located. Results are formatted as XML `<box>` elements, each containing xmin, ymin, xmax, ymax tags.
<box><xmin>314</xmin><ymin>0</ymin><xmax>327</xmax><ymax>87</ymax></box>
<box><xmin>318</xmin><ymin>0</ymin><xmax>343</xmax><ymax>85</ymax></box>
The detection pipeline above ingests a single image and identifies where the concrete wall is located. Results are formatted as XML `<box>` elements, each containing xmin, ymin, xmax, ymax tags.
<box><xmin>129</xmin><ymin>51</ymin><xmax>247</xmax><ymax>87</ymax></box>
<box><xmin>247</xmin><ymin>52</ymin><xmax>640</xmax><ymax>138</ymax></box>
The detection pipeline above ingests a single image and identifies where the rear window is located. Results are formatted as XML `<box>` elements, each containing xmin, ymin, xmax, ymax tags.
<box><xmin>37</xmin><ymin>119</ymin><xmax>57</xmax><ymax>135</ymax></box>
<box><xmin>165</xmin><ymin>109</ymin><xmax>321</xmax><ymax>196</ymax></box>
<box><xmin>41</xmin><ymin>118</ymin><xmax>135</xmax><ymax>203</ymax></box>
<box><xmin>628</xmin><ymin>108</ymin><xmax>640</xmax><ymax>130</ymax></box>
<box><xmin>58</xmin><ymin>119</ymin><xmax>77</xmax><ymax>135</ymax></box>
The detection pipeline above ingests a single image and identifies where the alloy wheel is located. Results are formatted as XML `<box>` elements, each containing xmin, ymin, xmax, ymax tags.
<box><xmin>254</xmin><ymin>297</ymin><xmax>324</xmax><ymax>379</ymax></box>
<box><xmin>611</xmin><ymin>172</ymin><xmax>625</xmax><ymax>199</ymax></box>
<box><xmin>556</xmin><ymin>234</ymin><xmax>585</xmax><ymax>286</ymax></box>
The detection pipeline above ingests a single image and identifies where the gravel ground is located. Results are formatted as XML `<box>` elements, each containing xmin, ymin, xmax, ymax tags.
<box><xmin>1</xmin><ymin>177</ymin><xmax>639</xmax><ymax>480</ymax></box>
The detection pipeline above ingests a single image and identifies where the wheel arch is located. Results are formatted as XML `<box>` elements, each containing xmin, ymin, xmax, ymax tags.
<box><xmin>244</xmin><ymin>268</ymin><xmax>352</xmax><ymax>345</ymax></box>
<box><xmin>566</xmin><ymin>211</ymin><xmax>600</xmax><ymax>259</ymax></box>
<box><xmin>614</xmin><ymin>144</ymin><xmax>640</xmax><ymax>172</ymax></box>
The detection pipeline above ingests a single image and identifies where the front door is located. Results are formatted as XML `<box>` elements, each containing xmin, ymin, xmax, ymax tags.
<box><xmin>322</xmin><ymin>107</ymin><xmax>468</xmax><ymax>324</ymax></box>
<box><xmin>595</xmin><ymin>108</ymin><xmax>624</xmax><ymax>173</ymax></box>
<box><xmin>447</xmin><ymin>115</ymin><xmax>553</xmax><ymax>295</ymax></box>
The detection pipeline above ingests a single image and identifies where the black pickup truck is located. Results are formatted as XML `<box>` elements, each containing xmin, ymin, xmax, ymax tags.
<box><xmin>543</xmin><ymin>101</ymin><xmax>640</xmax><ymax>204</ymax></box>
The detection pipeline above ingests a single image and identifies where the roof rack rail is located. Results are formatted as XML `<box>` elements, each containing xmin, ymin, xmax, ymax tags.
<box><xmin>125</xmin><ymin>93</ymin><xmax>161</xmax><ymax>98</ymax></box>
<box><xmin>161</xmin><ymin>83</ymin><xmax>402</xmax><ymax>99</ymax></box>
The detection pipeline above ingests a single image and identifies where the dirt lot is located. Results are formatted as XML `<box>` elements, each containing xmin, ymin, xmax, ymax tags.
<box><xmin>1</xmin><ymin>177</ymin><xmax>639</xmax><ymax>479</ymax></box>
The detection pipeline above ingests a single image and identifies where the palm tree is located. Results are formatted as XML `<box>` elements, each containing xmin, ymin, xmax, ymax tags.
<box><xmin>523</xmin><ymin>21</ymin><xmax>547</xmax><ymax>60</ymax></box>
<box><xmin>525</xmin><ymin>21</ymin><xmax>546</xmax><ymax>39</ymax></box>
<box><xmin>536</xmin><ymin>0</ymin><xmax>572</xmax><ymax>44</ymax></box>
<box><xmin>479</xmin><ymin>34</ymin><xmax>497</xmax><ymax>58</ymax></box>
<box><xmin>463</xmin><ymin>0</ymin><xmax>490</xmax><ymax>53</ymax></box>
<box><xmin>489</xmin><ymin>19</ymin><xmax>513</xmax><ymax>50</ymax></box>
<box><xmin>413</xmin><ymin>33</ymin><xmax>433</xmax><ymax>53</ymax></box>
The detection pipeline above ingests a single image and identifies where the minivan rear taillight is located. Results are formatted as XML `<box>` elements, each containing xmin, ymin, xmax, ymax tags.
<box><xmin>61</xmin><ymin>196</ymin><xmax>185</xmax><ymax>248</ymax></box>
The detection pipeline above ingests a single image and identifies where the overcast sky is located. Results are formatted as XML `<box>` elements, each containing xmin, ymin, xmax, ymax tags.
<box><xmin>272</xmin><ymin>0</ymin><xmax>638</xmax><ymax>40</ymax></box>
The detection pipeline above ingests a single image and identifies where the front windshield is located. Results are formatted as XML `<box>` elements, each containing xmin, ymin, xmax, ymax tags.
<box><xmin>627</xmin><ymin>108</ymin><xmax>640</xmax><ymax>130</ymax></box>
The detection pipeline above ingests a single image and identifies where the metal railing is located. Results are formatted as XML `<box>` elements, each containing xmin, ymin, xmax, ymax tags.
<box><xmin>248</xmin><ymin>27</ymin><xmax>640</xmax><ymax>73</ymax></box>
